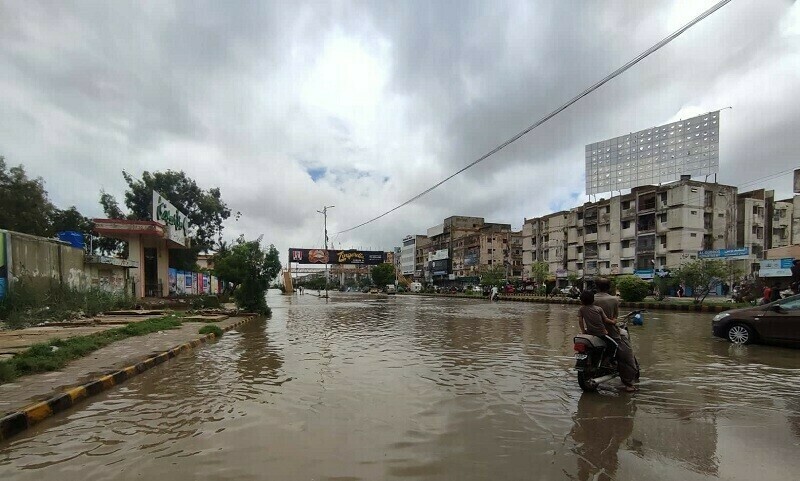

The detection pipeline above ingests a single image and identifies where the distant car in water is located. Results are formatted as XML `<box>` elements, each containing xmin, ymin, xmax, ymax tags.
<box><xmin>712</xmin><ymin>294</ymin><xmax>800</xmax><ymax>346</ymax></box>
<box><xmin>385</xmin><ymin>284</ymin><xmax>396</xmax><ymax>294</ymax></box>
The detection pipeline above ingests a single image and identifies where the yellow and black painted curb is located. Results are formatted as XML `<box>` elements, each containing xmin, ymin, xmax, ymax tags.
<box><xmin>0</xmin><ymin>316</ymin><xmax>255</xmax><ymax>443</ymax></box>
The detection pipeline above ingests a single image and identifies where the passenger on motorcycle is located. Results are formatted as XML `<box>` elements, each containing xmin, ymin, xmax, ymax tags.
<box><xmin>593</xmin><ymin>278</ymin><xmax>640</xmax><ymax>390</ymax></box>
<box><xmin>578</xmin><ymin>290</ymin><xmax>638</xmax><ymax>392</ymax></box>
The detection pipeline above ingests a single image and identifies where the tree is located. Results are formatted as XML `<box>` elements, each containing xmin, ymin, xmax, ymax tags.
<box><xmin>480</xmin><ymin>265</ymin><xmax>506</xmax><ymax>287</ymax></box>
<box><xmin>0</xmin><ymin>157</ymin><xmax>54</xmax><ymax>236</ymax></box>
<box><xmin>616</xmin><ymin>275</ymin><xmax>651</xmax><ymax>302</ymax></box>
<box><xmin>100</xmin><ymin>170</ymin><xmax>234</xmax><ymax>270</ymax></box>
<box><xmin>673</xmin><ymin>259</ymin><xmax>738</xmax><ymax>304</ymax></box>
<box><xmin>370</xmin><ymin>263</ymin><xmax>396</xmax><ymax>287</ymax></box>
<box><xmin>530</xmin><ymin>261</ymin><xmax>550</xmax><ymax>285</ymax></box>
<box><xmin>567</xmin><ymin>273</ymin><xmax>579</xmax><ymax>288</ymax></box>
<box><xmin>212</xmin><ymin>236</ymin><xmax>281</xmax><ymax>314</ymax></box>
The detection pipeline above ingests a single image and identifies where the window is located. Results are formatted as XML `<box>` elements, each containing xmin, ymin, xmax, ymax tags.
<box><xmin>718</xmin><ymin>213</ymin><xmax>724</xmax><ymax>218</ymax></box>
<box><xmin>778</xmin><ymin>298</ymin><xmax>800</xmax><ymax>311</ymax></box>
<box><xmin>622</xmin><ymin>200</ymin><xmax>631</xmax><ymax>210</ymax></box>
<box><xmin>690</xmin><ymin>233</ymin><xmax>697</xmax><ymax>237</ymax></box>
<box><xmin>690</xmin><ymin>210</ymin><xmax>697</xmax><ymax>215</ymax></box>
<box><xmin>621</xmin><ymin>240</ymin><xmax>631</xmax><ymax>248</ymax></box>
<box><xmin>660</xmin><ymin>192</ymin><xmax>667</xmax><ymax>204</ymax></box>
<box><xmin>658</xmin><ymin>213</ymin><xmax>667</xmax><ymax>223</ymax></box>
<box><xmin>605</xmin><ymin>206</ymin><xmax>610</xmax><ymax>214</ymax></box>
<box><xmin>605</xmin><ymin>225</ymin><xmax>610</xmax><ymax>232</ymax></box>
<box><xmin>622</xmin><ymin>220</ymin><xmax>631</xmax><ymax>229</ymax></box>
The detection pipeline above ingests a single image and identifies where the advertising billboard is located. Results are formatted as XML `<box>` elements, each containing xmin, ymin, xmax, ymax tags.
<box><xmin>185</xmin><ymin>272</ymin><xmax>193</xmax><ymax>293</ymax></box>
<box><xmin>0</xmin><ymin>231</ymin><xmax>7</xmax><ymax>300</ymax></box>
<box><xmin>464</xmin><ymin>248</ymin><xmax>479</xmax><ymax>266</ymax></box>
<box><xmin>429</xmin><ymin>249</ymin><xmax>449</xmax><ymax>261</ymax></box>
<box><xmin>585</xmin><ymin>111</ymin><xmax>720</xmax><ymax>195</ymax></box>
<box><xmin>168</xmin><ymin>268</ymin><xmax>178</xmax><ymax>296</ymax></box>
<box><xmin>758</xmin><ymin>258</ymin><xmax>794</xmax><ymax>278</ymax></box>
<box><xmin>430</xmin><ymin>259</ymin><xmax>449</xmax><ymax>276</ymax></box>
<box><xmin>289</xmin><ymin>248</ymin><xmax>385</xmax><ymax>265</ymax></box>
<box><xmin>152</xmin><ymin>191</ymin><xmax>189</xmax><ymax>246</ymax></box>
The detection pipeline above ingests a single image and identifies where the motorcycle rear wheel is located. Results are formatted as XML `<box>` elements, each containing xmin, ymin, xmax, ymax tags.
<box><xmin>577</xmin><ymin>371</ymin><xmax>597</xmax><ymax>392</ymax></box>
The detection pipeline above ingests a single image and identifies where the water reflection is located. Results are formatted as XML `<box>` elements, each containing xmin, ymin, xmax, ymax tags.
<box><xmin>570</xmin><ymin>393</ymin><xmax>635</xmax><ymax>481</ymax></box>
<box><xmin>1</xmin><ymin>292</ymin><xmax>800</xmax><ymax>481</ymax></box>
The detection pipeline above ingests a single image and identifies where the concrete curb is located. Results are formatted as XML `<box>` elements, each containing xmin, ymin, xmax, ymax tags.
<box><xmin>0</xmin><ymin>316</ymin><xmax>256</xmax><ymax>443</ymax></box>
<box><xmin>400</xmin><ymin>292</ymin><xmax>732</xmax><ymax>313</ymax></box>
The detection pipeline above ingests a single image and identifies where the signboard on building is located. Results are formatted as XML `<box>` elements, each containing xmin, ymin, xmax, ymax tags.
<box><xmin>556</xmin><ymin>268</ymin><xmax>567</xmax><ymax>278</ymax></box>
<box><xmin>430</xmin><ymin>259</ymin><xmax>449</xmax><ymax>276</ymax></box>
<box><xmin>634</xmin><ymin>269</ymin><xmax>654</xmax><ymax>279</ymax></box>
<box><xmin>152</xmin><ymin>191</ymin><xmax>189</xmax><ymax>246</ymax></box>
<box><xmin>288</xmin><ymin>248</ymin><xmax>385</xmax><ymax>265</ymax></box>
<box><xmin>168</xmin><ymin>268</ymin><xmax>178</xmax><ymax>296</ymax></box>
<box><xmin>794</xmin><ymin>169</ymin><xmax>800</xmax><ymax>193</ymax></box>
<box><xmin>698</xmin><ymin>247</ymin><xmax>750</xmax><ymax>260</ymax></box>
<box><xmin>585</xmin><ymin>111</ymin><xmax>720</xmax><ymax>195</ymax></box>
<box><xmin>464</xmin><ymin>249</ymin><xmax>479</xmax><ymax>266</ymax></box>
<box><xmin>429</xmin><ymin>249</ymin><xmax>448</xmax><ymax>261</ymax></box>
<box><xmin>758</xmin><ymin>258</ymin><xmax>794</xmax><ymax>277</ymax></box>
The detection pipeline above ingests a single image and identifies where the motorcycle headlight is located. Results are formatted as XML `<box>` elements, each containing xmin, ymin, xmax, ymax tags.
<box><xmin>712</xmin><ymin>312</ymin><xmax>730</xmax><ymax>322</ymax></box>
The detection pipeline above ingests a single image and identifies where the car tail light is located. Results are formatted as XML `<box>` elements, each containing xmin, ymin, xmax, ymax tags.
<box><xmin>573</xmin><ymin>343</ymin><xmax>587</xmax><ymax>353</ymax></box>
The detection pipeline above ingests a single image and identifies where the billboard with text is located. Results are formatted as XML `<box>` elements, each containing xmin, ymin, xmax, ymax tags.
<box><xmin>289</xmin><ymin>248</ymin><xmax>385</xmax><ymax>265</ymax></box>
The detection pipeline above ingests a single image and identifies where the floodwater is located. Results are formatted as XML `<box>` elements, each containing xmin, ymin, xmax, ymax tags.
<box><xmin>2</xmin><ymin>292</ymin><xmax>800</xmax><ymax>481</ymax></box>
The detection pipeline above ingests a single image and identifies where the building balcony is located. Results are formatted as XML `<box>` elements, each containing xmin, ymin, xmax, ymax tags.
<box><xmin>585</xmin><ymin>232</ymin><xmax>597</xmax><ymax>242</ymax></box>
<box><xmin>621</xmin><ymin>266</ymin><xmax>635</xmax><ymax>275</ymax></box>
<box><xmin>621</xmin><ymin>226</ymin><xmax>636</xmax><ymax>238</ymax></box>
<box><xmin>621</xmin><ymin>208</ymin><xmax>636</xmax><ymax>219</ymax></box>
<box><xmin>621</xmin><ymin>247</ymin><xmax>635</xmax><ymax>258</ymax></box>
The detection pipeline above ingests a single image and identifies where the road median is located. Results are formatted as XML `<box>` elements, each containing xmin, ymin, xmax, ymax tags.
<box><xmin>0</xmin><ymin>315</ymin><xmax>256</xmax><ymax>442</ymax></box>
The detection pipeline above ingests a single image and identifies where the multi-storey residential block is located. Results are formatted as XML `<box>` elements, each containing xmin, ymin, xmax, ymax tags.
<box><xmin>524</xmin><ymin>176</ymin><xmax>738</xmax><ymax>283</ymax></box>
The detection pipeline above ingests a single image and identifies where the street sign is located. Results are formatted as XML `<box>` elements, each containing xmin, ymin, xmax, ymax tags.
<box><xmin>698</xmin><ymin>247</ymin><xmax>750</xmax><ymax>260</ymax></box>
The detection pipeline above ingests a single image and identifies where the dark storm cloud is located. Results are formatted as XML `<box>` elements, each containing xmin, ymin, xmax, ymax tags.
<box><xmin>0</xmin><ymin>0</ymin><xmax>797</xmax><ymax>256</ymax></box>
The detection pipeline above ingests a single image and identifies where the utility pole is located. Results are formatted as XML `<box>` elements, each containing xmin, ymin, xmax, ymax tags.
<box><xmin>317</xmin><ymin>205</ymin><xmax>334</xmax><ymax>299</ymax></box>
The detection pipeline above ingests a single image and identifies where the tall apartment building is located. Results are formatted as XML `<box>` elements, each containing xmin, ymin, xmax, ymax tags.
<box><xmin>523</xmin><ymin>176</ymin><xmax>738</xmax><ymax>281</ymax></box>
<box><xmin>414</xmin><ymin>236</ymin><xmax>430</xmax><ymax>280</ymax></box>
<box><xmin>400</xmin><ymin>235</ymin><xmax>427</xmax><ymax>278</ymax></box>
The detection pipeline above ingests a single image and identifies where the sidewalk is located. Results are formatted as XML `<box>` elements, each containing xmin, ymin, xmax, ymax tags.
<box><xmin>0</xmin><ymin>315</ymin><xmax>255</xmax><ymax>441</ymax></box>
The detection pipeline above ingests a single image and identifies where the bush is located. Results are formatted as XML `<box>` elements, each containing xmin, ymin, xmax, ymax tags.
<box><xmin>190</xmin><ymin>295</ymin><xmax>221</xmax><ymax>309</ymax></box>
<box><xmin>199</xmin><ymin>324</ymin><xmax>224</xmax><ymax>337</ymax></box>
<box><xmin>0</xmin><ymin>277</ymin><xmax>135</xmax><ymax>329</ymax></box>
<box><xmin>615</xmin><ymin>275</ymin><xmax>651</xmax><ymax>302</ymax></box>
<box><xmin>234</xmin><ymin>277</ymin><xmax>271</xmax><ymax>315</ymax></box>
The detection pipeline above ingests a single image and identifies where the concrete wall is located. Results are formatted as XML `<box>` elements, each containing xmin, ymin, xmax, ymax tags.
<box><xmin>4</xmin><ymin>230</ymin><xmax>87</xmax><ymax>291</ymax></box>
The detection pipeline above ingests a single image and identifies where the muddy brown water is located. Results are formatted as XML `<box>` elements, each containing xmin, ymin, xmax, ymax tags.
<box><xmin>2</xmin><ymin>292</ymin><xmax>799</xmax><ymax>480</ymax></box>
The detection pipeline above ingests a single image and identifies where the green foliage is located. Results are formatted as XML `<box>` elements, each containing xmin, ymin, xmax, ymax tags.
<box><xmin>480</xmin><ymin>265</ymin><xmax>506</xmax><ymax>287</ymax></box>
<box><xmin>0</xmin><ymin>315</ymin><xmax>182</xmax><ymax>384</ymax></box>
<box><xmin>0</xmin><ymin>158</ymin><xmax>93</xmax><ymax>240</ymax></box>
<box><xmin>213</xmin><ymin>236</ymin><xmax>279</xmax><ymax>315</ymax></box>
<box><xmin>530</xmin><ymin>261</ymin><xmax>550</xmax><ymax>284</ymax></box>
<box><xmin>0</xmin><ymin>157</ymin><xmax>53</xmax><ymax>236</ymax></box>
<box><xmin>370</xmin><ymin>263</ymin><xmax>396</xmax><ymax>287</ymax></box>
<box><xmin>190</xmin><ymin>295</ymin><xmax>221</xmax><ymax>309</ymax></box>
<box><xmin>673</xmin><ymin>259</ymin><xmax>738</xmax><ymax>304</ymax></box>
<box><xmin>615</xmin><ymin>275</ymin><xmax>651</xmax><ymax>302</ymax></box>
<box><xmin>567</xmin><ymin>273</ymin><xmax>579</xmax><ymax>287</ymax></box>
<box><xmin>0</xmin><ymin>277</ymin><xmax>135</xmax><ymax>329</ymax></box>
<box><xmin>199</xmin><ymin>324</ymin><xmax>224</xmax><ymax>337</ymax></box>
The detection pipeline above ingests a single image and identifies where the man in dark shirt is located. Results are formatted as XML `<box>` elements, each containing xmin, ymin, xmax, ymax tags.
<box><xmin>590</xmin><ymin>279</ymin><xmax>639</xmax><ymax>390</ymax></box>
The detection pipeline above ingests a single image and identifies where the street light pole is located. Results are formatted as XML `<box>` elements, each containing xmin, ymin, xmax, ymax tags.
<box><xmin>317</xmin><ymin>205</ymin><xmax>335</xmax><ymax>299</ymax></box>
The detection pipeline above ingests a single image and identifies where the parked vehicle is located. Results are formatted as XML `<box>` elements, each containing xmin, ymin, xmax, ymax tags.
<box><xmin>573</xmin><ymin>310</ymin><xmax>643</xmax><ymax>392</ymax></box>
<box><xmin>712</xmin><ymin>294</ymin><xmax>800</xmax><ymax>346</ymax></box>
<box><xmin>409</xmin><ymin>282</ymin><xmax>422</xmax><ymax>293</ymax></box>
<box><xmin>385</xmin><ymin>284</ymin><xmax>396</xmax><ymax>294</ymax></box>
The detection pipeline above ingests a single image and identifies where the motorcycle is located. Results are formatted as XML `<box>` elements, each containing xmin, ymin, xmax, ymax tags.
<box><xmin>572</xmin><ymin>310</ymin><xmax>643</xmax><ymax>392</ymax></box>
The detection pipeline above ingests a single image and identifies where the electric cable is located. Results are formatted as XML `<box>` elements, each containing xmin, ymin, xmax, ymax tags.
<box><xmin>337</xmin><ymin>0</ymin><xmax>734</xmax><ymax>235</ymax></box>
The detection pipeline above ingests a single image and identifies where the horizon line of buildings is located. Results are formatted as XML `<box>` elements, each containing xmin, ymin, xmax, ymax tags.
<box><xmin>394</xmin><ymin>172</ymin><xmax>800</xmax><ymax>285</ymax></box>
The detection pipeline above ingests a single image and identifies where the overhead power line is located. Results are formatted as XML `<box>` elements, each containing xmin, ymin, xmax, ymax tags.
<box><xmin>338</xmin><ymin>0</ymin><xmax>734</xmax><ymax>235</ymax></box>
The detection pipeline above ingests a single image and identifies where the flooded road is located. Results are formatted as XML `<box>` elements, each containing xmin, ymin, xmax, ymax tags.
<box><xmin>2</xmin><ymin>291</ymin><xmax>799</xmax><ymax>480</ymax></box>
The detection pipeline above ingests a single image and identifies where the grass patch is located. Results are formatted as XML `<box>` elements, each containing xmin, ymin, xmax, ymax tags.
<box><xmin>0</xmin><ymin>315</ymin><xmax>183</xmax><ymax>384</ymax></box>
<box><xmin>199</xmin><ymin>324</ymin><xmax>223</xmax><ymax>337</ymax></box>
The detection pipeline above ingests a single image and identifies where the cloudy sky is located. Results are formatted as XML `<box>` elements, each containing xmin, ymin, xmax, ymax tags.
<box><xmin>1</xmin><ymin>0</ymin><xmax>798</xmax><ymax>257</ymax></box>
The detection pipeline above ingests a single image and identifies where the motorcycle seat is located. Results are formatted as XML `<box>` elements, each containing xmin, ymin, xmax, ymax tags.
<box><xmin>573</xmin><ymin>334</ymin><xmax>608</xmax><ymax>349</ymax></box>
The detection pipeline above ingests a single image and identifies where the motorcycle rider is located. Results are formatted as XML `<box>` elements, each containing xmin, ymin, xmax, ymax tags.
<box><xmin>578</xmin><ymin>289</ymin><xmax>638</xmax><ymax>392</ymax></box>
<box><xmin>594</xmin><ymin>278</ymin><xmax>640</xmax><ymax>385</ymax></box>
